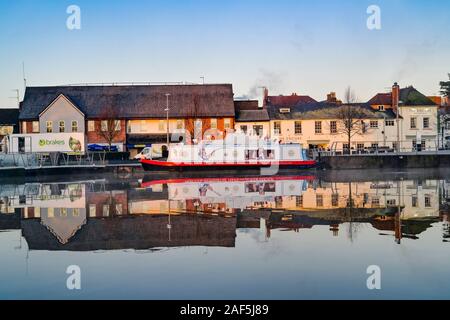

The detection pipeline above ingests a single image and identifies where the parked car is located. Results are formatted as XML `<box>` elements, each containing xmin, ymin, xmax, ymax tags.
<box><xmin>88</xmin><ymin>144</ymin><xmax>118</xmax><ymax>152</ymax></box>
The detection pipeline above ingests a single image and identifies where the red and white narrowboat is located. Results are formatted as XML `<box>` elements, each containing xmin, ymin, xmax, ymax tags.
<box><xmin>140</xmin><ymin>139</ymin><xmax>316</xmax><ymax>171</ymax></box>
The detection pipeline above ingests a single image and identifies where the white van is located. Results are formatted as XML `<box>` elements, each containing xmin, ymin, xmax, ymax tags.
<box><xmin>134</xmin><ymin>146</ymin><xmax>165</xmax><ymax>160</ymax></box>
<box><xmin>134</xmin><ymin>147</ymin><xmax>153</xmax><ymax>160</ymax></box>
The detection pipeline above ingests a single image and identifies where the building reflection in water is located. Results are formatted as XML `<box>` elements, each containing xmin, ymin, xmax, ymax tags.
<box><xmin>0</xmin><ymin>175</ymin><xmax>449</xmax><ymax>251</ymax></box>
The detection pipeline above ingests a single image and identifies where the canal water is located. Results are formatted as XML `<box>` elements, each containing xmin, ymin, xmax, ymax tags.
<box><xmin>0</xmin><ymin>170</ymin><xmax>449</xmax><ymax>299</ymax></box>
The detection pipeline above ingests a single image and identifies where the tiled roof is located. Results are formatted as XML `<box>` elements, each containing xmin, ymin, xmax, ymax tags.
<box><xmin>0</xmin><ymin>108</ymin><xmax>20</xmax><ymax>125</ymax></box>
<box><xmin>367</xmin><ymin>87</ymin><xmax>438</xmax><ymax>107</ymax></box>
<box><xmin>235</xmin><ymin>109</ymin><xmax>270</xmax><ymax>122</ymax></box>
<box><xmin>19</xmin><ymin>84</ymin><xmax>235</xmax><ymax>120</ymax></box>
<box><xmin>234</xmin><ymin>100</ymin><xmax>259</xmax><ymax>111</ymax></box>
<box><xmin>367</xmin><ymin>93</ymin><xmax>392</xmax><ymax>105</ymax></box>
<box><xmin>267</xmin><ymin>101</ymin><xmax>396</xmax><ymax>120</ymax></box>
<box><xmin>266</xmin><ymin>94</ymin><xmax>317</xmax><ymax>107</ymax></box>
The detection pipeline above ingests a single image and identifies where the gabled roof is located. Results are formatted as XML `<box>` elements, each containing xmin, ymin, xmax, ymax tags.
<box><xmin>367</xmin><ymin>93</ymin><xmax>392</xmax><ymax>106</ymax></box>
<box><xmin>39</xmin><ymin>94</ymin><xmax>85</xmax><ymax>117</ymax></box>
<box><xmin>399</xmin><ymin>86</ymin><xmax>437</xmax><ymax>106</ymax></box>
<box><xmin>19</xmin><ymin>84</ymin><xmax>235</xmax><ymax>120</ymax></box>
<box><xmin>367</xmin><ymin>86</ymin><xmax>438</xmax><ymax>107</ymax></box>
<box><xmin>0</xmin><ymin>108</ymin><xmax>20</xmax><ymax>125</ymax></box>
<box><xmin>266</xmin><ymin>94</ymin><xmax>317</xmax><ymax>108</ymax></box>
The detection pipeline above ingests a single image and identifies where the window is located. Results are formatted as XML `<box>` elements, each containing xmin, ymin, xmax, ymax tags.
<box><xmin>410</xmin><ymin>117</ymin><xmax>417</xmax><ymax>129</ymax></box>
<box><xmin>387</xmin><ymin>199</ymin><xmax>396</xmax><ymax>206</ymax></box>
<box><xmin>315</xmin><ymin>121</ymin><xmax>322</xmax><ymax>134</ymax></box>
<box><xmin>274</xmin><ymin>122</ymin><xmax>281</xmax><ymax>135</ymax></box>
<box><xmin>385</xmin><ymin>120</ymin><xmax>395</xmax><ymax>126</ymax></box>
<box><xmin>46</xmin><ymin>121</ymin><xmax>53</xmax><ymax>133</ymax></box>
<box><xmin>73</xmin><ymin>208</ymin><xmax>80</xmax><ymax>217</ymax></box>
<box><xmin>423</xmin><ymin>117</ymin><xmax>430</xmax><ymax>129</ymax></box>
<box><xmin>59</xmin><ymin>121</ymin><xmax>65</xmax><ymax>133</ymax></box>
<box><xmin>330</xmin><ymin>121</ymin><xmax>337</xmax><ymax>134</ymax></box>
<box><xmin>371</xmin><ymin>143</ymin><xmax>379</xmax><ymax>149</ymax></box>
<box><xmin>412</xmin><ymin>196</ymin><xmax>418</xmax><ymax>207</ymax></box>
<box><xmin>240</xmin><ymin>125</ymin><xmax>248</xmax><ymax>134</ymax></box>
<box><xmin>22</xmin><ymin>122</ymin><xmax>28</xmax><ymax>133</ymax></box>
<box><xmin>116</xmin><ymin>204</ymin><xmax>123</xmax><ymax>215</ymax></box>
<box><xmin>71</xmin><ymin>121</ymin><xmax>78</xmax><ymax>132</ymax></box>
<box><xmin>210</xmin><ymin>119</ymin><xmax>217</xmax><ymax>129</ymax></box>
<box><xmin>296</xmin><ymin>196</ymin><xmax>303</xmax><ymax>207</ymax></box>
<box><xmin>332</xmin><ymin>194</ymin><xmax>339</xmax><ymax>207</ymax></box>
<box><xmin>370</xmin><ymin>120</ymin><xmax>378</xmax><ymax>128</ymax></box>
<box><xmin>378</xmin><ymin>105</ymin><xmax>385</xmax><ymax>111</ymax></box>
<box><xmin>114</xmin><ymin>120</ymin><xmax>121</xmax><ymax>131</ymax></box>
<box><xmin>224</xmin><ymin>118</ymin><xmax>231</xmax><ymax>129</ymax></box>
<box><xmin>316</xmin><ymin>194</ymin><xmax>323</xmax><ymax>207</ymax></box>
<box><xmin>253</xmin><ymin>125</ymin><xmax>263</xmax><ymax>136</ymax></box>
<box><xmin>158</xmin><ymin>120</ymin><xmax>165</xmax><ymax>132</ymax></box>
<box><xmin>88</xmin><ymin>121</ymin><xmax>95</xmax><ymax>132</ymax></box>
<box><xmin>89</xmin><ymin>204</ymin><xmax>96</xmax><ymax>217</ymax></box>
<box><xmin>32</xmin><ymin>121</ymin><xmax>39</xmax><ymax>133</ymax></box>
<box><xmin>357</xmin><ymin>143</ymin><xmax>365</xmax><ymax>151</ymax></box>
<box><xmin>176</xmin><ymin>119</ymin><xmax>184</xmax><ymax>130</ymax></box>
<box><xmin>140</xmin><ymin>120</ymin><xmax>146</xmax><ymax>132</ymax></box>
<box><xmin>295</xmin><ymin>121</ymin><xmax>302</xmax><ymax>135</ymax></box>
<box><xmin>101</xmin><ymin>120</ymin><xmax>108</xmax><ymax>132</ymax></box>
<box><xmin>425</xmin><ymin>195</ymin><xmax>431</xmax><ymax>207</ymax></box>
<box><xmin>372</xmin><ymin>197</ymin><xmax>380</xmax><ymax>207</ymax></box>
<box><xmin>103</xmin><ymin>205</ymin><xmax>109</xmax><ymax>217</ymax></box>
<box><xmin>280</xmin><ymin>108</ymin><xmax>290</xmax><ymax>113</ymax></box>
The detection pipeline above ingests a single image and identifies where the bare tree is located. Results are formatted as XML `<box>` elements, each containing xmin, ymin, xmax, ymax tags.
<box><xmin>98</xmin><ymin>109</ymin><xmax>121</xmax><ymax>151</ymax></box>
<box><xmin>335</xmin><ymin>87</ymin><xmax>368</xmax><ymax>153</ymax></box>
<box><xmin>185</xmin><ymin>94</ymin><xmax>210</xmax><ymax>143</ymax></box>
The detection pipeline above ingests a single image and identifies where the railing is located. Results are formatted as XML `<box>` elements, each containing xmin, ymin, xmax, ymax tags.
<box><xmin>61</xmin><ymin>81</ymin><xmax>201</xmax><ymax>86</ymax></box>
<box><xmin>0</xmin><ymin>151</ymin><xmax>134</xmax><ymax>168</ymax></box>
<box><xmin>316</xmin><ymin>140</ymin><xmax>449</xmax><ymax>158</ymax></box>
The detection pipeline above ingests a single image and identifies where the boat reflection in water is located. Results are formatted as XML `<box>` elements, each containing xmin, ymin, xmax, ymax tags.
<box><xmin>0</xmin><ymin>174</ymin><xmax>448</xmax><ymax>252</ymax></box>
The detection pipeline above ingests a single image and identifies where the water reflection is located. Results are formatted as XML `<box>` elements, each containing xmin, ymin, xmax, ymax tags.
<box><xmin>1</xmin><ymin>174</ymin><xmax>449</xmax><ymax>251</ymax></box>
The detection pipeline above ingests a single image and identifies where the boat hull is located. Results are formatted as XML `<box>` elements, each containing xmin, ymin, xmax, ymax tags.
<box><xmin>140</xmin><ymin>159</ymin><xmax>317</xmax><ymax>172</ymax></box>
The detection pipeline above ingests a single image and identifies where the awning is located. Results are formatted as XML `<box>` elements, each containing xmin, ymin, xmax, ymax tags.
<box><xmin>307</xmin><ymin>140</ymin><xmax>330</xmax><ymax>145</ymax></box>
<box><xmin>126</xmin><ymin>133</ymin><xmax>189</xmax><ymax>147</ymax></box>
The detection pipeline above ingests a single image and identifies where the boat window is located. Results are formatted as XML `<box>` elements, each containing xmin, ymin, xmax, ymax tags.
<box><xmin>245</xmin><ymin>182</ymin><xmax>276</xmax><ymax>194</ymax></box>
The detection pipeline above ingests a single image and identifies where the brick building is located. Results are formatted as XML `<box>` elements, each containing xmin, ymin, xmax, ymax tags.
<box><xmin>18</xmin><ymin>84</ymin><xmax>235</xmax><ymax>156</ymax></box>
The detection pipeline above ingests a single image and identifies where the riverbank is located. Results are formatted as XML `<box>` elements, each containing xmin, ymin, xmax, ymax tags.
<box><xmin>319</xmin><ymin>152</ymin><xmax>450</xmax><ymax>169</ymax></box>
<box><xmin>0</xmin><ymin>163</ymin><xmax>142</xmax><ymax>180</ymax></box>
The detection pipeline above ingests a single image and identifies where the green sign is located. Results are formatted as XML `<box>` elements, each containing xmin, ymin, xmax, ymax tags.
<box><xmin>38</xmin><ymin>139</ymin><xmax>66</xmax><ymax>147</ymax></box>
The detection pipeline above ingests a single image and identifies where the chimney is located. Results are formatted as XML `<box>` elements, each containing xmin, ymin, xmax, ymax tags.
<box><xmin>327</xmin><ymin>92</ymin><xmax>337</xmax><ymax>103</ymax></box>
<box><xmin>392</xmin><ymin>82</ymin><xmax>400</xmax><ymax>111</ymax></box>
<box><xmin>262</xmin><ymin>87</ymin><xmax>269</xmax><ymax>108</ymax></box>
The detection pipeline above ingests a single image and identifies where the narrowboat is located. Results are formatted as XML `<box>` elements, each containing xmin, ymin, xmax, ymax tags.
<box><xmin>140</xmin><ymin>139</ymin><xmax>316</xmax><ymax>171</ymax></box>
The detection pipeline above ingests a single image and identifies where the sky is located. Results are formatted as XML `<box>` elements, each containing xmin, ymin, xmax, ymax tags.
<box><xmin>0</xmin><ymin>0</ymin><xmax>449</xmax><ymax>108</ymax></box>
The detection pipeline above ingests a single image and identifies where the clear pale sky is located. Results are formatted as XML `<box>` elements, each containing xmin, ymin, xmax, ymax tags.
<box><xmin>1</xmin><ymin>0</ymin><xmax>449</xmax><ymax>108</ymax></box>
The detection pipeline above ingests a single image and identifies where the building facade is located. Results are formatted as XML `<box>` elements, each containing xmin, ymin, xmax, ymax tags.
<box><xmin>18</xmin><ymin>84</ymin><xmax>235</xmax><ymax>156</ymax></box>
<box><xmin>0</xmin><ymin>108</ymin><xmax>19</xmax><ymax>152</ymax></box>
<box><xmin>234</xmin><ymin>100</ymin><xmax>270</xmax><ymax>138</ymax></box>
<box><xmin>369</xmin><ymin>83</ymin><xmax>439</xmax><ymax>151</ymax></box>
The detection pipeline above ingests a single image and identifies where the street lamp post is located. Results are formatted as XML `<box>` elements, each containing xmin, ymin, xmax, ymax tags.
<box><xmin>165</xmin><ymin>93</ymin><xmax>170</xmax><ymax>146</ymax></box>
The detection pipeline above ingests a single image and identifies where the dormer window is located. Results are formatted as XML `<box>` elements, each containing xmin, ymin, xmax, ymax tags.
<box><xmin>378</xmin><ymin>105</ymin><xmax>384</xmax><ymax>111</ymax></box>
<box><xmin>279</xmin><ymin>108</ymin><xmax>291</xmax><ymax>113</ymax></box>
